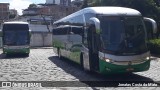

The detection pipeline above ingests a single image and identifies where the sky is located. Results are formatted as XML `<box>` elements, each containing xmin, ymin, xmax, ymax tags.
<box><xmin>0</xmin><ymin>0</ymin><xmax>48</xmax><ymax>15</ymax></box>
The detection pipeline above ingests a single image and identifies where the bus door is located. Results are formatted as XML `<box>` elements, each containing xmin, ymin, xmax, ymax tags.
<box><xmin>88</xmin><ymin>18</ymin><xmax>100</xmax><ymax>71</ymax></box>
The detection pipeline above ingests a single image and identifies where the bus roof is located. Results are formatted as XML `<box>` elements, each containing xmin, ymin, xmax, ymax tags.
<box><xmin>55</xmin><ymin>25</ymin><xmax>83</xmax><ymax>28</ymax></box>
<box><xmin>3</xmin><ymin>21</ymin><xmax>29</xmax><ymax>25</ymax></box>
<box><xmin>85</xmin><ymin>7</ymin><xmax>141</xmax><ymax>15</ymax></box>
<box><xmin>54</xmin><ymin>6</ymin><xmax>141</xmax><ymax>24</ymax></box>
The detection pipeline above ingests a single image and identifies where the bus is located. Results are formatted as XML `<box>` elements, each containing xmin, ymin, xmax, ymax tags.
<box><xmin>2</xmin><ymin>21</ymin><xmax>30</xmax><ymax>56</ymax></box>
<box><xmin>52</xmin><ymin>7</ymin><xmax>157</xmax><ymax>74</ymax></box>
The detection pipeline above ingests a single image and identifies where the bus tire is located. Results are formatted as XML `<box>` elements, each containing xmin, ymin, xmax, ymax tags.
<box><xmin>57</xmin><ymin>48</ymin><xmax>61</xmax><ymax>59</ymax></box>
<box><xmin>80</xmin><ymin>53</ymin><xmax>84</xmax><ymax>69</ymax></box>
<box><xmin>26</xmin><ymin>53</ymin><xmax>29</xmax><ymax>57</ymax></box>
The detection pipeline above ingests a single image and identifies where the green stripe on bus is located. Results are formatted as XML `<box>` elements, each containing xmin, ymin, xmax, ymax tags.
<box><xmin>99</xmin><ymin>59</ymin><xmax>150</xmax><ymax>74</ymax></box>
<box><xmin>3</xmin><ymin>48</ymin><xmax>30</xmax><ymax>54</ymax></box>
<box><xmin>53</xmin><ymin>40</ymin><xmax>65</xmax><ymax>49</ymax></box>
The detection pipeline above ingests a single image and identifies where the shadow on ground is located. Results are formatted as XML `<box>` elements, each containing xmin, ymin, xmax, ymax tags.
<box><xmin>48</xmin><ymin>56</ymin><xmax>155</xmax><ymax>87</ymax></box>
<box><xmin>151</xmin><ymin>54</ymin><xmax>160</xmax><ymax>58</ymax></box>
<box><xmin>0</xmin><ymin>53</ymin><xmax>29</xmax><ymax>59</ymax></box>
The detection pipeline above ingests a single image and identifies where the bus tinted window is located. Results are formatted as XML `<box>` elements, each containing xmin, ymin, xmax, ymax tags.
<box><xmin>3</xmin><ymin>24</ymin><xmax>29</xmax><ymax>30</ymax></box>
<box><xmin>71</xmin><ymin>26</ymin><xmax>83</xmax><ymax>35</ymax></box>
<box><xmin>4</xmin><ymin>30</ymin><xmax>29</xmax><ymax>45</ymax></box>
<box><xmin>100</xmin><ymin>17</ymin><xmax>124</xmax><ymax>51</ymax></box>
<box><xmin>53</xmin><ymin>27</ymin><xmax>70</xmax><ymax>35</ymax></box>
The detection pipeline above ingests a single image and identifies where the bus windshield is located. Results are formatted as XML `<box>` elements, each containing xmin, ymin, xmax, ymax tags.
<box><xmin>4</xmin><ymin>31</ymin><xmax>29</xmax><ymax>45</ymax></box>
<box><xmin>99</xmin><ymin>16</ymin><xmax>147</xmax><ymax>55</ymax></box>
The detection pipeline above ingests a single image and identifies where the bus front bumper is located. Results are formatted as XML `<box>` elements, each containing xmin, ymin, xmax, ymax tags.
<box><xmin>3</xmin><ymin>46</ymin><xmax>30</xmax><ymax>54</ymax></box>
<box><xmin>99</xmin><ymin>59</ymin><xmax>150</xmax><ymax>74</ymax></box>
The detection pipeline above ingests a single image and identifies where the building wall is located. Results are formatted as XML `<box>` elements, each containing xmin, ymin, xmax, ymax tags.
<box><xmin>46</xmin><ymin>0</ymin><xmax>55</xmax><ymax>4</ymax></box>
<box><xmin>0</xmin><ymin>3</ymin><xmax>10</xmax><ymax>24</ymax></box>
<box><xmin>55</xmin><ymin>0</ymin><xmax>60</xmax><ymax>5</ymax></box>
<box><xmin>46</xmin><ymin>0</ymin><xmax>71</xmax><ymax>6</ymax></box>
<box><xmin>60</xmin><ymin>0</ymin><xmax>71</xmax><ymax>6</ymax></box>
<box><xmin>37</xmin><ymin>5</ymin><xmax>78</xmax><ymax>21</ymax></box>
<box><xmin>23</xmin><ymin>10</ymin><xmax>37</xmax><ymax>15</ymax></box>
<box><xmin>30</xmin><ymin>31</ymin><xmax>52</xmax><ymax>47</ymax></box>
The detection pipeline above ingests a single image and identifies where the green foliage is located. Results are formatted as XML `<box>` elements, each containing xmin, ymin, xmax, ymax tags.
<box><xmin>28</xmin><ymin>4</ymin><xmax>37</xmax><ymax>9</ymax></box>
<box><xmin>81</xmin><ymin>0</ymin><xmax>88</xmax><ymax>9</ymax></box>
<box><xmin>148</xmin><ymin>39</ymin><xmax>160</xmax><ymax>54</ymax></box>
<box><xmin>53</xmin><ymin>40</ymin><xmax>65</xmax><ymax>49</ymax></box>
<box><xmin>87</xmin><ymin>0</ymin><xmax>160</xmax><ymax>38</ymax></box>
<box><xmin>89</xmin><ymin>0</ymin><xmax>160</xmax><ymax>24</ymax></box>
<box><xmin>9</xmin><ymin>14</ymin><xmax>16</xmax><ymax>19</ymax></box>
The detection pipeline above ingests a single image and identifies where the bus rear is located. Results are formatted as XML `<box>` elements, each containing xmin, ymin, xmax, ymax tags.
<box><xmin>2</xmin><ymin>22</ymin><xmax>30</xmax><ymax>56</ymax></box>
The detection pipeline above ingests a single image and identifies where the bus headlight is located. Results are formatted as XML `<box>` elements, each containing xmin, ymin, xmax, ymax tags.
<box><xmin>105</xmin><ymin>58</ymin><xmax>111</xmax><ymax>63</ymax></box>
<box><xmin>146</xmin><ymin>57</ymin><xmax>150</xmax><ymax>60</ymax></box>
<box><xmin>3</xmin><ymin>46</ymin><xmax>7</xmax><ymax>49</ymax></box>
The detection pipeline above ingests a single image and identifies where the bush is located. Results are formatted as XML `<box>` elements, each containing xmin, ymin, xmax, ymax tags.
<box><xmin>148</xmin><ymin>39</ymin><xmax>160</xmax><ymax>54</ymax></box>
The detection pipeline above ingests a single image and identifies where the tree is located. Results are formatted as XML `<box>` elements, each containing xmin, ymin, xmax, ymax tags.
<box><xmin>88</xmin><ymin>0</ymin><xmax>102</xmax><ymax>6</ymax></box>
<box><xmin>28</xmin><ymin>4</ymin><xmax>37</xmax><ymax>9</ymax></box>
<box><xmin>87</xmin><ymin>0</ymin><xmax>160</xmax><ymax>37</ymax></box>
<box><xmin>81</xmin><ymin>0</ymin><xmax>88</xmax><ymax>8</ymax></box>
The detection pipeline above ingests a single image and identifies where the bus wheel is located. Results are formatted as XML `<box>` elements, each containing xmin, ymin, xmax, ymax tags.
<box><xmin>80</xmin><ymin>53</ymin><xmax>84</xmax><ymax>69</ymax></box>
<box><xmin>57</xmin><ymin>48</ymin><xmax>61</xmax><ymax>59</ymax></box>
<box><xmin>26</xmin><ymin>53</ymin><xmax>29</xmax><ymax>57</ymax></box>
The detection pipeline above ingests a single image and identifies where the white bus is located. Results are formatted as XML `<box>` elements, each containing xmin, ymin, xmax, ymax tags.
<box><xmin>52</xmin><ymin>7</ymin><xmax>157</xmax><ymax>74</ymax></box>
<box><xmin>2</xmin><ymin>21</ymin><xmax>31</xmax><ymax>56</ymax></box>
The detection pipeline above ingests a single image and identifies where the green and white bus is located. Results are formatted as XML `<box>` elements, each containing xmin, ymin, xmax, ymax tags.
<box><xmin>52</xmin><ymin>7</ymin><xmax>157</xmax><ymax>74</ymax></box>
<box><xmin>2</xmin><ymin>21</ymin><xmax>30</xmax><ymax>56</ymax></box>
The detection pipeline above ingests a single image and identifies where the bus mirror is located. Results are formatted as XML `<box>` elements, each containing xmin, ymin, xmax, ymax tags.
<box><xmin>0</xmin><ymin>30</ymin><xmax>2</xmax><ymax>37</ymax></box>
<box><xmin>89</xmin><ymin>17</ymin><xmax>101</xmax><ymax>34</ymax></box>
<box><xmin>144</xmin><ymin>17</ymin><xmax>157</xmax><ymax>39</ymax></box>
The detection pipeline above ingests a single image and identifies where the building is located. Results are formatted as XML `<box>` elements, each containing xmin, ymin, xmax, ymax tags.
<box><xmin>22</xmin><ymin>5</ymin><xmax>44</xmax><ymax>16</ymax></box>
<box><xmin>10</xmin><ymin>9</ymin><xmax>17</xmax><ymax>15</ymax></box>
<box><xmin>0</xmin><ymin>3</ymin><xmax>10</xmax><ymax>24</ymax></box>
<box><xmin>22</xmin><ymin>8</ymin><xmax>39</xmax><ymax>15</ymax></box>
<box><xmin>71</xmin><ymin>0</ymin><xmax>83</xmax><ymax>7</ymax></box>
<box><xmin>38</xmin><ymin>4</ymin><xmax>78</xmax><ymax>21</ymax></box>
<box><xmin>46</xmin><ymin>0</ymin><xmax>71</xmax><ymax>6</ymax></box>
<box><xmin>9</xmin><ymin>9</ymin><xmax>18</xmax><ymax>17</ymax></box>
<box><xmin>22</xmin><ymin>0</ymin><xmax>79</xmax><ymax>22</ymax></box>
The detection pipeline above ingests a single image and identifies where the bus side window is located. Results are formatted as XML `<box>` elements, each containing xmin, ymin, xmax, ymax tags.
<box><xmin>52</xmin><ymin>26</ymin><xmax>70</xmax><ymax>35</ymax></box>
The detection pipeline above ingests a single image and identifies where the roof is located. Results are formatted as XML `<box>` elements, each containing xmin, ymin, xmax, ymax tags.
<box><xmin>3</xmin><ymin>21</ymin><xmax>29</xmax><ymax>25</ymax></box>
<box><xmin>23</xmin><ymin>8</ymin><xmax>40</xmax><ymax>12</ymax></box>
<box><xmin>0</xmin><ymin>3</ymin><xmax>9</xmax><ymax>5</ymax></box>
<box><xmin>54</xmin><ymin>6</ymin><xmax>142</xmax><ymax>24</ymax></box>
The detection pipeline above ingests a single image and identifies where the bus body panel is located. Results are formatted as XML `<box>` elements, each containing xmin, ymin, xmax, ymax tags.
<box><xmin>3</xmin><ymin>47</ymin><xmax>30</xmax><ymax>54</ymax></box>
<box><xmin>53</xmin><ymin>33</ymin><xmax>82</xmax><ymax>64</ymax></box>
<box><xmin>53</xmin><ymin>25</ymin><xmax>83</xmax><ymax>63</ymax></box>
<box><xmin>98</xmin><ymin>51</ymin><xmax>150</xmax><ymax>74</ymax></box>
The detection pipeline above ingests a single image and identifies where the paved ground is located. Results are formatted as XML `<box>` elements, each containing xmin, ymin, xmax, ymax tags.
<box><xmin>0</xmin><ymin>47</ymin><xmax>160</xmax><ymax>90</ymax></box>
